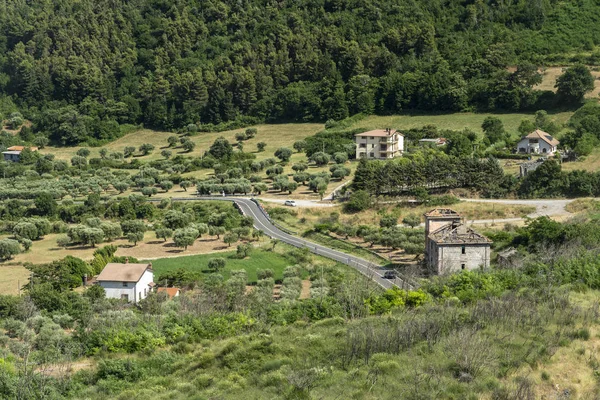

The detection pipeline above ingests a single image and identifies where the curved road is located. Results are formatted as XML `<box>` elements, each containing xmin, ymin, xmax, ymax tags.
<box><xmin>197</xmin><ymin>196</ymin><xmax>412</xmax><ymax>290</ymax></box>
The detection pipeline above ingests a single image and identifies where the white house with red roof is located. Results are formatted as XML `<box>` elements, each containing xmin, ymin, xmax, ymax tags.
<box><xmin>517</xmin><ymin>129</ymin><xmax>559</xmax><ymax>156</ymax></box>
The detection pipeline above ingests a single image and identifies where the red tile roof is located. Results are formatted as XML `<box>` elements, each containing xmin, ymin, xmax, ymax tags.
<box><xmin>157</xmin><ymin>287</ymin><xmax>180</xmax><ymax>298</ymax></box>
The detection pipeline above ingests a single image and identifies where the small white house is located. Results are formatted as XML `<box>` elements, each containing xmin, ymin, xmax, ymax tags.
<box><xmin>96</xmin><ymin>261</ymin><xmax>154</xmax><ymax>303</ymax></box>
<box><xmin>517</xmin><ymin>130</ymin><xmax>559</xmax><ymax>156</ymax></box>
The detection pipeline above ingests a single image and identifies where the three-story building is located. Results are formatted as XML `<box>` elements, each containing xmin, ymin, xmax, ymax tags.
<box><xmin>355</xmin><ymin>129</ymin><xmax>404</xmax><ymax>159</ymax></box>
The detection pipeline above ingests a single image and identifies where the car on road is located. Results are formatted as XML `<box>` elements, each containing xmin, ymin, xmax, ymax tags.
<box><xmin>383</xmin><ymin>270</ymin><xmax>397</xmax><ymax>279</ymax></box>
<box><xmin>284</xmin><ymin>200</ymin><xmax>297</xmax><ymax>207</ymax></box>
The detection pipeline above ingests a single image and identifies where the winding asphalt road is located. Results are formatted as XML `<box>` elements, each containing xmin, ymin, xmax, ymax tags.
<box><xmin>196</xmin><ymin>196</ymin><xmax>412</xmax><ymax>290</ymax></box>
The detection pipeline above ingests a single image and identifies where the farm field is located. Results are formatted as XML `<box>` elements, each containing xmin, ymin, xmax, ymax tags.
<box><xmin>0</xmin><ymin>232</ymin><xmax>250</xmax><ymax>266</ymax></box>
<box><xmin>0</xmin><ymin>265</ymin><xmax>30</xmax><ymax>295</ymax></box>
<box><xmin>39</xmin><ymin>111</ymin><xmax>575</xmax><ymax>165</ymax></box>
<box><xmin>147</xmin><ymin>247</ymin><xmax>297</xmax><ymax>283</ymax></box>
<box><xmin>349</xmin><ymin>111</ymin><xmax>573</xmax><ymax>138</ymax></box>
<box><xmin>266</xmin><ymin>201</ymin><xmax>536</xmax><ymax>232</ymax></box>
<box><xmin>41</xmin><ymin>123</ymin><xmax>323</xmax><ymax>162</ymax></box>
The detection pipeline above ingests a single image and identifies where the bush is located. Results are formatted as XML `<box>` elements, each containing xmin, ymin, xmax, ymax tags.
<box><xmin>208</xmin><ymin>257</ymin><xmax>226</xmax><ymax>272</ymax></box>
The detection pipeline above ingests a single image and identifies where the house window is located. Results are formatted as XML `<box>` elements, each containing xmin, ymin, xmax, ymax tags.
<box><xmin>370</xmin><ymin>136</ymin><xmax>374</xmax><ymax>140</ymax></box>
<box><xmin>359</xmin><ymin>143</ymin><xmax>366</xmax><ymax>148</ymax></box>
<box><xmin>542</xmin><ymin>148</ymin><xmax>547</xmax><ymax>153</ymax></box>
<box><xmin>461</xmin><ymin>264</ymin><xmax>465</xmax><ymax>270</ymax></box>
<box><xmin>144</xmin><ymin>288</ymin><xmax>146</xmax><ymax>296</ymax></box>
<box><xmin>121</xmin><ymin>294</ymin><xmax>129</xmax><ymax>301</ymax></box>
<box><xmin>369</xmin><ymin>153</ymin><xmax>374</xmax><ymax>158</ymax></box>
<box><xmin>461</xmin><ymin>246</ymin><xmax>466</xmax><ymax>254</ymax></box>
<box><xmin>139</xmin><ymin>292</ymin><xmax>141</xmax><ymax>301</ymax></box>
<box><xmin>380</xmin><ymin>153</ymin><xmax>386</xmax><ymax>158</ymax></box>
<box><xmin>122</xmin><ymin>282</ymin><xmax>128</xmax><ymax>287</ymax></box>
<box><xmin>380</xmin><ymin>144</ymin><xmax>387</xmax><ymax>151</ymax></box>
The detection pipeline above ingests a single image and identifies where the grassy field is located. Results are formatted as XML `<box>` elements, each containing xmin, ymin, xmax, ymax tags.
<box><xmin>0</xmin><ymin>265</ymin><xmax>30</xmax><ymax>295</ymax></box>
<box><xmin>562</xmin><ymin>147</ymin><xmax>600</xmax><ymax>172</ymax></box>
<box><xmin>0</xmin><ymin>232</ymin><xmax>244</xmax><ymax>266</ymax></box>
<box><xmin>147</xmin><ymin>247</ymin><xmax>294</xmax><ymax>283</ymax></box>
<box><xmin>266</xmin><ymin>201</ymin><xmax>536</xmax><ymax>233</ymax></box>
<box><xmin>350</xmin><ymin>111</ymin><xmax>573</xmax><ymax>138</ymax></box>
<box><xmin>41</xmin><ymin>123</ymin><xmax>323</xmax><ymax>162</ymax></box>
<box><xmin>535</xmin><ymin>66</ymin><xmax>600</xmax><ymax>99</ymax></box>
<box><xmin>503</xmin><ymin>290</ymin><xmax>600</xmax><ymax>399</ymax></box>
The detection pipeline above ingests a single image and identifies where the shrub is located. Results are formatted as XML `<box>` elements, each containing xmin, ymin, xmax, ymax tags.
<box><xmin>208</xmin><ymin>257</ymin><xmax>226</xmax><ymax>272</ymax></box>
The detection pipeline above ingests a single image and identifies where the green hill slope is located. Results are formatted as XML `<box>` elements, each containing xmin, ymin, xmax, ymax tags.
<box><xmin>1</xmin><ymin>0</ymin><xmax>600</xmax><ymax>144</ymax></box>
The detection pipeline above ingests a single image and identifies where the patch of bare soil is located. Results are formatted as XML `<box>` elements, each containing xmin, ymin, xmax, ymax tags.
<box><xmin>273</xmin><ymin>284</ymin><xmax>281</xmax><ymax>300</ymax></box>
<box><xmin>299</xmin><ymin>280</ymin><xmax>311</xmax><ymax>299</ymax></box>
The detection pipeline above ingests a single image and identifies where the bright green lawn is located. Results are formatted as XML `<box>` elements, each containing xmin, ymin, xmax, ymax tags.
<box><xmin>147</xmin><ymin>248</ymin><xmax>293</xmax><ymax>283</ymax></box>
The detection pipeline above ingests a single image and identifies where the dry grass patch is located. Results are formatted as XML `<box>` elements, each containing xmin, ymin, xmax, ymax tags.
<box><xmin>0</xmin><ymin>265</ymin><xmax>30</xmax><ymax>295</ymax></box>
<box><xmin>562</xmin><ymin>148</ymin><xmax>600</xmax><ymax>172</ymax></box>
<box><xmin>40</xmin><ymin>123</ymin><xmax>323</xmax><ymax>162</ymax></box>
<box><xmin>1</xmin><ymin>232</ymin><xmax>246</xmax><ymax>266</ymax></box>
<box><xmin>270</xmin><ymin>201</ymin><xmax>535</xmax><ymax>230</ymax></box>
<box><xmin>535</xmin><ymin>66</ymin><xmax>600</xmax><ymax>99</ymax></box>
<box><xmin>351</xmin><ymin>112</ymin><xmax>573</xmax><ymax>136</ymax></box>
<box><xmin>565</xmin><ymin>199</ymin><xmax>600</xmax><ymax>213</ymax></box>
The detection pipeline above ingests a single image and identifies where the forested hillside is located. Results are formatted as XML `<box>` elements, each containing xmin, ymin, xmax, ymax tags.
<box><xmin>2</xmin><ymin>0</ymin><xmax>600</xmax><ymax>143</ymax></box>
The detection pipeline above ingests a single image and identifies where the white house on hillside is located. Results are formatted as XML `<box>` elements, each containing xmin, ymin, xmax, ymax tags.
<box><xmin>517</xmin><ymin>129</ymin><xmax>559</xmax><ymax>156</ymax></box>
<box><xmin>355</xmin><ymin>129</ymin><xmax>404</xmax><ymax>159</ymax></box>
<box><xmin>96</xmin><ymin>260</ymin><xmax>154</xmax><ymax>303</ymax></box>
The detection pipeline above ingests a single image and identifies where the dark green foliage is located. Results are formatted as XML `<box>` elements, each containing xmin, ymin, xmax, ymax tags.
<box><xmin>26</xmin><ymin>256</ymin><xmax>91</xmax><ymax>291</ymax></box>
<box><xmin>353</xmin><ymin>151</ymin><xmax>504</xmax><ymax>196</ymax></box>
<box><xmin>0</xmin><ymin>0</ymin><xmax>598</xmax><ymax>143</ymax></box>
<box><xmin>555</xmin><ymin>64</ymin><xmax>595</xmax><ymax>103</ymax></box>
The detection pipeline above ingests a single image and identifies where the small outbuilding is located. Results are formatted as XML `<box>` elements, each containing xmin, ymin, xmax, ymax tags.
<box><xmin>96</xmin><ymin>260</ymin><xmax>154</xmax><ymax>303</ymax></box>
<box><xmin>2</xmin><ymin>146</ymin><xmax>39</xmax><ymax>162</ymax></box>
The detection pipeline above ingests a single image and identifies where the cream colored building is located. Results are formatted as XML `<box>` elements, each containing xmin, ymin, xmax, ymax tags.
<box><xmin>355</xmin><ymin>129</ymin><xmax>404</xmax><ymax>159</ymax></box>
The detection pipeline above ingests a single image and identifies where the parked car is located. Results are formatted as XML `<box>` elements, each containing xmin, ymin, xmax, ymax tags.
<box><xmin>383</xmin><ymin>270</ymin><xmax>397</xmax><ymax>279</ymax></box>
<box><xmin>284</xmin><ymin>200</ymin><xmax>297</xmax><ymax>207</ymax></box>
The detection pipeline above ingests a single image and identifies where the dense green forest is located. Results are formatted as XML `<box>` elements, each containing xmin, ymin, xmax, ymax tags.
<box><xmin>2</xmin><ymin>0</ymin><xmax>600</xmax><ymax>144</ymax></box>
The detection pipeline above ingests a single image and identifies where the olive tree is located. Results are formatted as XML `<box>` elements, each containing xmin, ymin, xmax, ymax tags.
<box><xmin>155</xmin><ymin>228</ymin><xmax>173</xmax><ymax>242</ymax></box>
<box><xmin>124</xmin><ymin>146</ymin><xmax>136</xmax><ymax>157</ymax></box>
<box><xmin>127</xmin><ymin>231</ymin><xmax>144</xmax><ymax>246</ymax></box>
<box><xmin>139</xmin><ymin>143</ymin><xmax>155</xmax><ymax>155</ymax></box>
<box><xmin>13</xmin><ymin>222</ymin><xmax>39</xmax><ymax>241</ymax></box>
<box><xmin>173</xmin><ymin>227</ymin><xmax>199</xmax><ymax>250</ymax></box>
<box><xmin>182</xmin><ymin>140</ymin><xmax>196</xmax><ymax>152</ymax></box>
<box><xmin>208</xmin><ymin>257</ymin><xmax>226</xmax><ymax>272</ymax></box>
<box><xmin>275</xmin><ymin>147</ymin><xmax>293</xmax><ymax>162</ymax></box>
<box><xmin>0</xmin><ymin>239</ymin><xmax>21</xmax><ymax>260</ymax></box>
